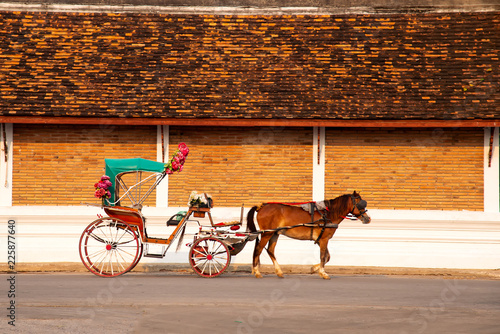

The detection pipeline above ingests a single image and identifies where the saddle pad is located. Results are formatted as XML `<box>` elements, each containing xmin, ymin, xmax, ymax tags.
<box><xmin>300</xmin><ymin>201</ymin><xmax>327</xmax><ymax>214</ymax></box>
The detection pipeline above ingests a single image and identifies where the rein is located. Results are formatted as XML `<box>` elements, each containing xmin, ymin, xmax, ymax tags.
<box><xmin>253</xmin><ymin>196</ymin><xmax>366</xmax><ymax>244</ymax></box>
<box><xmin>264</xmin><ymin>201</ymin><xmax>329</xmax><ymax>211</ymax></box>
<box><xmin>260</xmin><ymin>201</ymin><xmax>333</xmax><ymax>244</ymax></box>
<box><xmin>251</xmin><ymin>222</ymin><xmax>339</xmax><ymax>235</ymax></box>
<box><xmin>263</xmin><ymin>200</ymin><xmax>337</xmax><ymax>244</ymax></box>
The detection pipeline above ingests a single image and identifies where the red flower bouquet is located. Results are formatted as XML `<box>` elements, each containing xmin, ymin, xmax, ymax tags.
<box><xmin>165</xmin><ymin>142</ymin><xmax>189</xmax><ymax>174</ymax></box>
<box><xmin>94</xmin><ymin>175</ymin><xmax>112</xmax><ymax>199</ymax></box>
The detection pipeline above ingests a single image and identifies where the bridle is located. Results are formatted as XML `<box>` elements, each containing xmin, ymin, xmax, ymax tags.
<box><xmin>349</xmin><ymin>195</ymin><xmax>367</xmax><ymax>218</ymax></box>
<box><xmin>309</xmin><ymin>195</ymin><xmax>367</xmax><ymax>243</ymax></box>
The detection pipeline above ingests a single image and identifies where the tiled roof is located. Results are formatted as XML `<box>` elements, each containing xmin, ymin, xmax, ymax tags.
<box><xmin>0</xmin><ymin>10</ymin><xmax>499</xmax><ymax>120</ymax></box>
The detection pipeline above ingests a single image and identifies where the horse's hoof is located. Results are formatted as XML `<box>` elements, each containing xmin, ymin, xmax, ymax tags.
<box><xmin>255</xmin><ymin>273</ymin><xmax>263</xmax><ymax>278</ymax></box>
<box><xmin>318</xmin><ymin>269</ymin><xmax>330</xmax><ymax>280</ymax></box>
<box><xmin>311</xmin><ymin>265</ymin><xmax>320</xmax><ymax>274</ymax></box>
<box><xmin>320</xmin><ymin>273</ymin><xmax>331</xmax><ymax>280</ymax></box>
<box><xmin>277</xmin><ymin>273</ymin><xmax>284</xmax><ymax>278</ymax></box>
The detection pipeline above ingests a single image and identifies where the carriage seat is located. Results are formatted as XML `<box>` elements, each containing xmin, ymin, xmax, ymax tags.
<box><xmin>104</xmin><ymin>206</ymin><xmax>145</xmax><ymax>226</ymax></box>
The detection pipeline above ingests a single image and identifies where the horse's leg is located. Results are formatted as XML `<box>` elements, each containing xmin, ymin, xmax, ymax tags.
<box><xmin>252</xmin><ymin>232</ymin><xmax>274</xmax><ymax>278</ymax></box>
<box><xmin>265</xmin><ymin>233</ymin><xmax>283</xmax><ymax>278</ymax></box>
<box><xmin>316</xmin><ymin>238</ymin><xmax>331</xmax><ymax>280</ymax></box>
<box><xmin>311</xmin><ymin>248</ymin><xmax>330</xmax><ymax>274</ymax></box>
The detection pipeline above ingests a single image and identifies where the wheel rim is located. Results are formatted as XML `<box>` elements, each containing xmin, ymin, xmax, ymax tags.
<box><xmin>189</xmin><ymin>237</ymin><xmax>230</xmax><ymax>278</ymax></box>
<box><xmin>79</xmin><ymin>218</ymin><xmax>141</xmax><ymax>277</ymax></box>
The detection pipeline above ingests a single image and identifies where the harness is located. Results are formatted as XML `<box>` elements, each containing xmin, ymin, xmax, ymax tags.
<box><xmin>254</xmin><ymin>196</ymin><xmax>367</xmax><ymax>245</ymax></box>
<box><xmin>309</xmin><ymin>202</ymin><xmax>332</xmax><ymax>244</ymax></box>
<box><xmin>309</xmin><ymin>195</ymin><xmax>367</xmax><ymax>244</ymax></box>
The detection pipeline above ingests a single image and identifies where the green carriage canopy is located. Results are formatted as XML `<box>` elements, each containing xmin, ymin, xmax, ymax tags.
<box><xmin>105</xmin><ymin>158</ymin><xmax>166</xmax><ymax>204</ymax></box>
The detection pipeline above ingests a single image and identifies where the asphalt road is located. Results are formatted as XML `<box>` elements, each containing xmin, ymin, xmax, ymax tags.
<box><xmin>2</xmin><ymin>272</ymin><xmax>499</xmax><ymax>334</ymax></box>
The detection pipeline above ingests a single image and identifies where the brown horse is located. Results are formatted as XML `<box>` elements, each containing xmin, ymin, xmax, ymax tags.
<box><xmin>246</xmin><ymin>191</ymin><xmax>371</xmax><ymax>279</ymax></box>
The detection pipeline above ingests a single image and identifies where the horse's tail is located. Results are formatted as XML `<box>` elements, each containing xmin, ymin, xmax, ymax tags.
<box><xmin>247</xmin><ymin>205</ymin><xmax>261</xmax><ymax>250</ymax></box>
<box><xmin>246</xmin><ymin>205</ymin><xmax>259</xmax><ymax>233</ymax></box>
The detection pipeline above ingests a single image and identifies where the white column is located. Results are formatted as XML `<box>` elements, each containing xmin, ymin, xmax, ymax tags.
<box><xmin>484</xmin><ymin>127</ymin><xmax>499</xmax><ymax>212</ymax></box>
<box><xmin>312</xmin><ymin>126</ymin><xmax>325</xmax><ymax>201</ymax></box>
<box><xmin>0</xmin><ymin>123</ymin><xmax>13</xmax><ymax>206</ymax></box>
<box><xmin>156</xmin><ymin>125</ymin><xmax>169</xmax><ymax>208</ymax></box>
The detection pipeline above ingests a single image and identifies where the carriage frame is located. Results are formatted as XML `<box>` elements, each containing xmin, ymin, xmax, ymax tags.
<box><xmin>79</xmin><ymin>158</ymin><xmax>253</xmax><ymax>278</ymax></box>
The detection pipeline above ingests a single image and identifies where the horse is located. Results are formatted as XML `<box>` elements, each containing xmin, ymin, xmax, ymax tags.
<box><xmin>246</xmin><ymin>191</ymin><xmax>371</xmax><ymax>279</ymax></box>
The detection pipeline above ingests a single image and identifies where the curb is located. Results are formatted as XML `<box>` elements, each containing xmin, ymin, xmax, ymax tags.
<box><xmin>2</xmin><ymin>263</ymin><xmax>499</xmax><ymax>280</ymax></box>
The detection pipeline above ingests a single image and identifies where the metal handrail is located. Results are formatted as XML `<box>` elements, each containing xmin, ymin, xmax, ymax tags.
<box><xmin>107</xmin><ymin>171</ymin><xmax>166</xmax><ymax>208</ymax></box>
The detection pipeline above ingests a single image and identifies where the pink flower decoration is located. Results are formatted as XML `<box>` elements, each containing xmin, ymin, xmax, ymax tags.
<box><xmin>94</xmin><ymin>174</ymin><xmax>112</xmax><ymax>199</ymax></box>
<box><xmin>95</xmin><ymin>188</ymin><xmax>106</xmax><ymax>198</ymax></box>
<box><xmin>178</xmin><ymin>143</ymin><xmax>189</xmax><ymax>156</ymax></box>
<box><xmin>164</xmin><ymin>143</ymin><xmax>189</xmax><ymax>174</ymax></box>
<box><xmin>176</xmin><ymin>152</ymin><xmax>186</xmax><ymax>164</ymax></box>
<box><xmin>171</xmin><ymin>160</ymin><xmax>180</xmax><ymax>171</ymax></box>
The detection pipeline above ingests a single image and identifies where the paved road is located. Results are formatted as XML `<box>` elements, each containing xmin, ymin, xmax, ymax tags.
<box><xmin>2</xmin><ymin>272</ymin><xmax>499</xmax><ymax>334</ymax></box>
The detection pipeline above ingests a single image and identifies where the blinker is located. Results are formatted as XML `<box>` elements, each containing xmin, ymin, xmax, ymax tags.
<box><xmin>356</xmin><ymin>200</ymin><xmax>367</xmax><ymax>210</ymax></box>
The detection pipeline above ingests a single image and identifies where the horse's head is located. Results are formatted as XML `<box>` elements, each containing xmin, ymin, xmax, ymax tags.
<box><xmin>350</xmin><ymin>191</ymin><xmax>371</xmax><ymax>224</ymax></box>
<box><xmin>328</xmin><ymin>191</ymin><xmax>371</xmax><ymax>224</ymax></box>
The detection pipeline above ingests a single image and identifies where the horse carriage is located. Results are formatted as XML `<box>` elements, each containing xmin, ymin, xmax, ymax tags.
<box><xmin>79</xmin><ymin>144</ymin><xmax>370</xmax><ymax>279</ymax></box>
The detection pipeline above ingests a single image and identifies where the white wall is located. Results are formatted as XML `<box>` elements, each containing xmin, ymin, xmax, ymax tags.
<box><xmin>1</xmin><ymin>206</ymin><xmax>499</xmax><ymax>269</ymax></box>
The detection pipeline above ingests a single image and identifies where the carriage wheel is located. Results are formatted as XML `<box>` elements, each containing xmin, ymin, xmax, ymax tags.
<box><xmin>79</xmin><ymin>217</ymin><xmax>142</xmax><ymax>277</ymax></box>
<box><xmin>189</xmin><ymin>237</ymin><xmax>231</xmax><ymax>278</ymax></box>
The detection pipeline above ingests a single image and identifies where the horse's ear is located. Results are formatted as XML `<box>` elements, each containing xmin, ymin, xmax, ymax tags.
<box><xmin>353</xmin><ymin>190</ymin><xmax>358</xmax><ymax>196</ymax></box>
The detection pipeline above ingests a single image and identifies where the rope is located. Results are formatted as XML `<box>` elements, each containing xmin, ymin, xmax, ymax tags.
<box><xmin>247</xmin><ymin>222</ymin><xmax>339</xmax><ymax>235</ymax></box>
<box><xmin>264</xmin><ymin>201</ymin><xmax>318</xmax><ymax>206</ymax></box>
<box><xmin>263</xmin><ymin>201</ymin><xmax>329</xmax><ymax>211</ymax></box>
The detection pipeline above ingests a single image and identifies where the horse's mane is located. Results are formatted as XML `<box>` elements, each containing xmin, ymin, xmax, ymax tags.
<box><xmin>327</xmin><ymin>194</ymin><xmax>352</xmax><ymax>219</ymax></box>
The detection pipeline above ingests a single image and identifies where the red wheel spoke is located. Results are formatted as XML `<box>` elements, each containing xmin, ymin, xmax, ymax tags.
<box><xmin>189</xmin><ymin>237</ymin><xmax>230</xmax><ymax>278</ymax></box>
<box><xmin>79</xmin><ymin>218</ymin><xmax>142</xmax><ymax>277</ymax></box>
